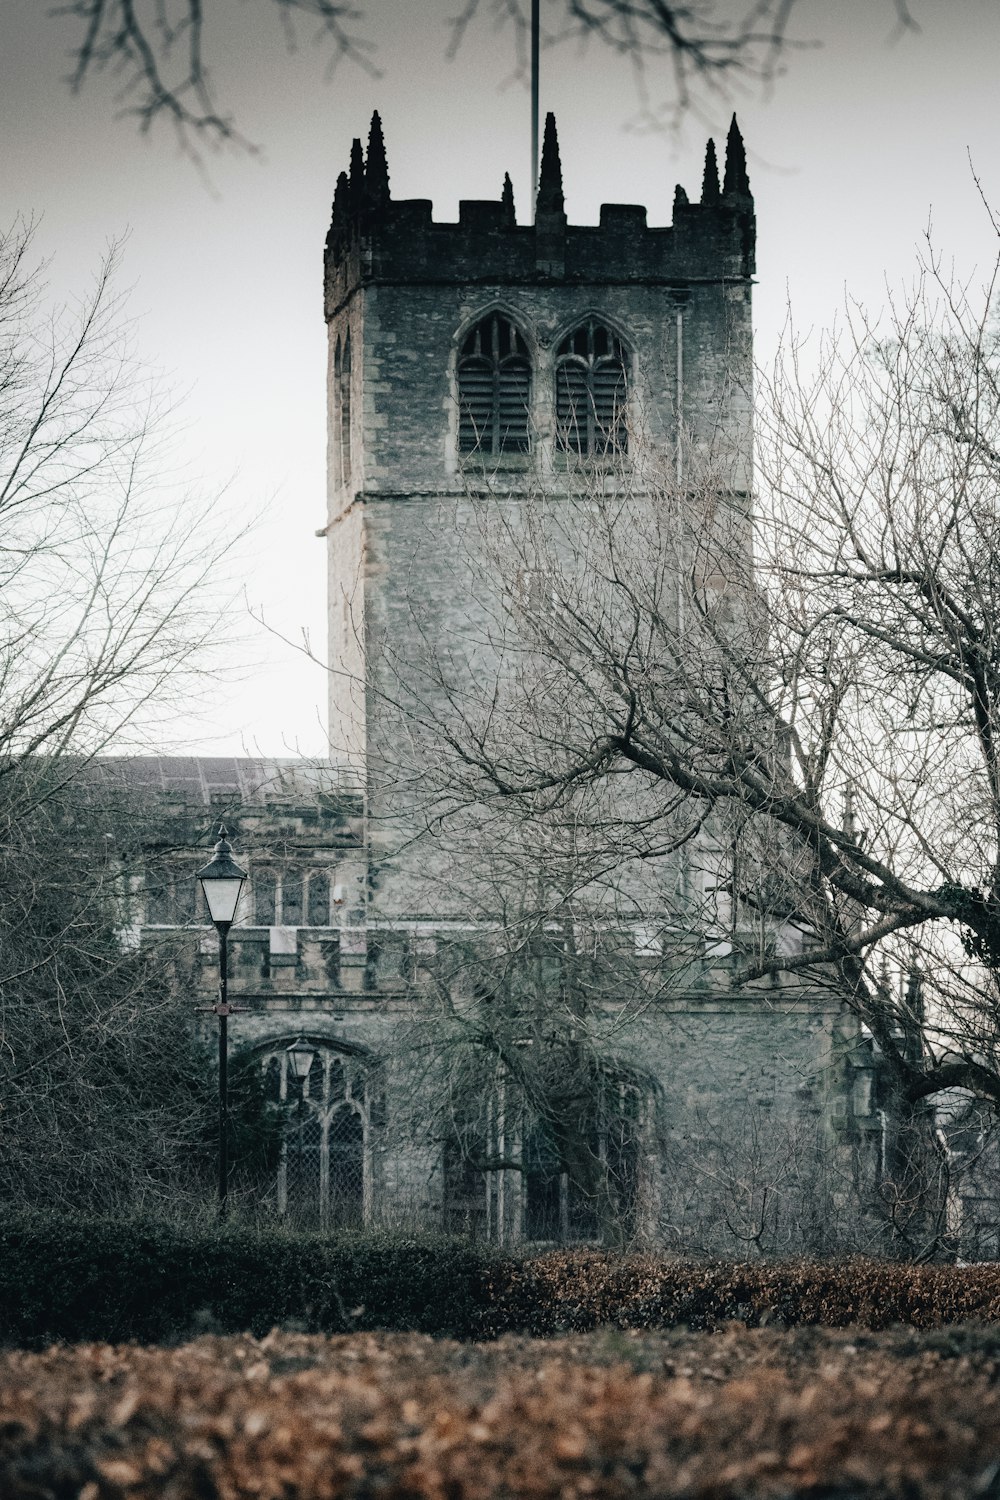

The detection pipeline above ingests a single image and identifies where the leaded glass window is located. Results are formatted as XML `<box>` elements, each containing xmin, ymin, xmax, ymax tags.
<box><xmin>261</xmin><ymin>1040</ymin><xmax>373</xmax><ymax>1228</ymax></box>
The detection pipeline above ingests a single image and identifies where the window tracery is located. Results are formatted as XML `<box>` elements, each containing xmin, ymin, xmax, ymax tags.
<box><xmin>523</xmin><ymin>1083</ymin><xmax>641</xmax><ymax>1242</ymax></box>
<box><xmin>458</xmin><ymin>312</ymin><xmax>531</xmax><ymax>457</ymax></box>
<box><xmin>260</xmin><ymin>1040</ymin><xmax>372</xmax><ymax>1227</ymax></box>
<box><xmin>555</xmin><ymin>319</ymin><xmax>629</xmax><ymax>456</ymax></box>
<box><xmin>281</xmin><ymin>871</ymin><xmax>303</xmax><ymax>926</ymax></box>
<box><xmin>252</xmin><ymin>869</ymin><xmax>336</xmax><ymax>927</ymax></box>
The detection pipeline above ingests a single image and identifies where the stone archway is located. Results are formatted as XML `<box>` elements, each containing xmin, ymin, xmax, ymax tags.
<box><xmin>259</xmin><ymin>1040</ymin><xmax>373</xmax><ymax>1227</ymax></box>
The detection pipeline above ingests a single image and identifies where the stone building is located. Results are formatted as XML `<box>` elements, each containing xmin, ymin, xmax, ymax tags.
<box><xmin>130</xmin><ymin>115</ymin><xmax>898</xmax><ymax>1250</ymax></box>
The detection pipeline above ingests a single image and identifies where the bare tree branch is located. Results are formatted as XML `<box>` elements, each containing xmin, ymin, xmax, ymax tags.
<box><xmin>51</xmin><ymin>0</ymin><xmax>910</xmax><ymax>152</ymax></box>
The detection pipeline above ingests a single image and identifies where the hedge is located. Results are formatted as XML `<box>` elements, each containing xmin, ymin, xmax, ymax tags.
<box><xmin>480</xmin><ymin>1250</ymin><xmax>1000</xmax><ymax>1335</ymax></box>
<box><xmin>6</xmin><ymin>1217</ymin><xmax>1000</xmax><ymax>1343</ymax></box>
<box><xmin>0</xmin><ymin>1216</ymin><xmax>490</xmax><ymax>1344</ymax></box>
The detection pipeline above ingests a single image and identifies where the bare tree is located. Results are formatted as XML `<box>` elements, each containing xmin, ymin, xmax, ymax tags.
<box><xmin>743</xmin><ymin>239</ymin><xmax>1000</xmax><ymax>1118</ymax></box>
<box><xmin>0</xmin><ymin>778</ymin><xmax>210</xmax><ymax>1212</ymax></box>
<box><xmin>0</xmin><ymin>219</ymin><xmax>246</xmax><ymax>1210</ymax></box>
<box><xmin>385</xmin><ymin>822</ymin><xmax>678</xmax><ymax>1245</ymax></box>
<box><xmin>57</xmin><ymin>0</ymin><xmax>378</xmax><ymax>151</ymax></box>
<box><xmin>55</xmin><ymin>0</ymin><xmax>913</xmax><ymax>151</ymax></box>
<box><xmin>367</xmin><ymin>477</ymin><xmax>847</xmax><ymax>1248</ymax></box>
<box><xmin>0</xmin><ymin>218</ymin><xmax>233</xmax><ymax>789</ymax></box>
<box><xmin>374</xmin><ymin>228</ymin><xmax>1000</xmax><ymax>1248</ymax></box>
<box><xmin>0</xmin><ymin>773</ymin><xmax>287</xmax><ymax>1215</ymax></box>
<box><xmin>447</xmin><ymin>0</ymin><xmax>807</xmax><ymax>130</ymax></box>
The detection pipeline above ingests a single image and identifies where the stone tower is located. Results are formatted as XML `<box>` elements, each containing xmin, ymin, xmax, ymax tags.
<box><xmin>316</xmin><ymin>116</ymin><xmax>897</xmax><ymax>1250</ymax></box>
<box><xmin>323</xmin><ymin>111</ymin><xmax>755</xmax><ymax>912</ymax></box>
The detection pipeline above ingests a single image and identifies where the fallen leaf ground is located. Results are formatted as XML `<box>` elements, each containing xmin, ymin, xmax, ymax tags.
<box><xmin>3</xmin><ymin>1324</ymin><xmax>1000</xmax><ymax>1497</ymax></box>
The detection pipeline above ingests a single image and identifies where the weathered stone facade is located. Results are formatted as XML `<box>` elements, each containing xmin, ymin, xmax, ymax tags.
<box><xmin>113</xmin><ymin>756</ymin><xmax>442</xmax><ymax>1226</ymax></box>
<box><xmin>127</xmin><ymin>116</ymin><xmax>906</xmax><ymax>1249</ymax></box>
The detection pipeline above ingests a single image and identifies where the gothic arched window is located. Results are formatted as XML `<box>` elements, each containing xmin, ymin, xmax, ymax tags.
<box><xmin>442</xmin><ymin>1070</ymin><xmax>644</xmax><ymax>1244</ymax></box>
<box><xmin>458</xmin><ymin>313</ymin><xmax>531</xmax><ymax>457</ymax></box>
<box><xmin>555</xmin><ymin>319</ymin><xmax>629</xmax><ymax>456</ymax></box>
<box><xmin>523</xmin><ymin>1074</ymin><xmax>643</xmax><ymax>1242</ymax></box>
<box><xmin>261</xmin><ymin>1040</ymin><xmax>373</xmax><ymax>1228</ymax></box>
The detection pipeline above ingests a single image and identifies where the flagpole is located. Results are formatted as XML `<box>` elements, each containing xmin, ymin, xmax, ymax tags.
<box><xmin>531</xmin><ymin>0</ymin><xmax>539</xmax><ymax>222</ymax></box>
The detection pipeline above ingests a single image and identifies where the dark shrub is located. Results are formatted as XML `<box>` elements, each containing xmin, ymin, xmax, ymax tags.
<box><xmin>5</xmin><ymin>1220</ymin><xmax>1000</xmax><ymax>1345</ymax></box>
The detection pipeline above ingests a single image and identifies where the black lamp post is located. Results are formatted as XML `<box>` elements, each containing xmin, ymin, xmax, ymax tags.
<box><xmin>197</xmin><ymin>826</ymin><xmax>248</xmax><ymax>1215</ymax></box>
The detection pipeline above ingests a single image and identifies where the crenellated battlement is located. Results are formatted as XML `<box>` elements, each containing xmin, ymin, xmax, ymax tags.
<box><xmin>323</xmin><ymin>111</ymin><xmax>754</xmax><ymax>321</ymax></box>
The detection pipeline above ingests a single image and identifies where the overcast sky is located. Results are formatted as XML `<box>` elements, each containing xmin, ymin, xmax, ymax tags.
<box><xmin>2</xmin><ymin>0</ymin><xmax>999</xmax><ymax>758</ymax></box>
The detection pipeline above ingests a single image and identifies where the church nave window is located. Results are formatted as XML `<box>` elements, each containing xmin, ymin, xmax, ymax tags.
<box><xmin>308</xmin><ymin>870</ymin><xmax>331</xmax><ymax>926</ymax></box>
<box><xmin>458</xmin><ymin>313</ymin><xmax>531</xmax><ymax>458</ymax></box>
<box><xmin>555</xmin><ymin>319</ymin><xmax>629</xmax><ymax>457</ymax></box>
<box><xmin>261</xmin><ymin>1041</ymin><xmax>374</xmax><ymax>1228</ymax></box>
<box><xmin>254</xmin><ymin>869</ymin><xmax>277</xmax><ymax>925</ymax></box>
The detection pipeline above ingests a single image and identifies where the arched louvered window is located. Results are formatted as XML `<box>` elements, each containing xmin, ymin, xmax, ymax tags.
<box><xmin>556</xmin><ymin>320</ymin><xmax>629</xmax><ymax>456</ymax></box>
<box><xmin>339</xmin><ymin>331</ymin><xmax>352</xmax><ymax>488</ymax></box>
<box><xmin>458</xmin><ymin>313</ymin><xmax>531</xmax><ymax>457</ymax></box>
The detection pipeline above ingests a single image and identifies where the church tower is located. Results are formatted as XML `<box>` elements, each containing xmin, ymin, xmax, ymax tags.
<box><xmin>108</xmin><ymin>120</ymin><xmax>893</xmax><ymax>1249</ymax></box>
<box><xmin>323</xmin><ymin>111</ymin><xmax>755</xmax><ymax>920</ymax></box>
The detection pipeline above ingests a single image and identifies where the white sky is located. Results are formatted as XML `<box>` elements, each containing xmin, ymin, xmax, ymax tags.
<box><xmin>2</xmin><ymin>0</ymin><xmax>999</xmax><ymax>756</ymax></box>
